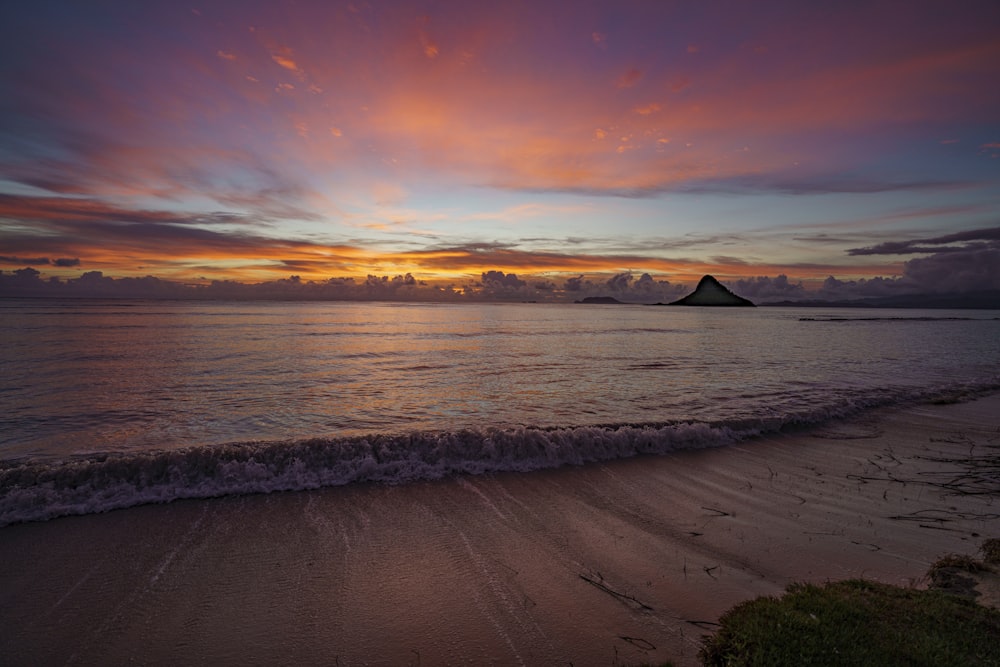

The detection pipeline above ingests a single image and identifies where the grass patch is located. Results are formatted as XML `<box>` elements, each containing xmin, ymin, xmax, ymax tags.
<box><xmin>982</xmin><ymin>538</ymin><xmax>1000</xmax><ymax>565</ymax></box>
<box><xmin>929</xmin><ymin>553</ymin><xmax>986</xmax><ymax>573</ymax></box>
<box><xmin>926</xmin><ymin>545</ymin><xmax>998</xmax><ymax>601</ymax></box>
<box><xmin>699</xmin><ymin>579</ymin><xmax>1000</xmax><ymax>666</ymax></box>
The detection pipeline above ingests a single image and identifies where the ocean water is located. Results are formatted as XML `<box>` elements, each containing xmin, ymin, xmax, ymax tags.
<box><xmin>2</xmin><ymin>298</ymin><xmax>998</xmax><ymax>525</ymax></box>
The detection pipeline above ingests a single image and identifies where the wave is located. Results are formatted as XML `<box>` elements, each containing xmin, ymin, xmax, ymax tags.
<box><xmin>800</xmin><ymin>316</ymin><xmax>1000</xmax><ymax>322</ymax></box>
<box><xmin>2</xmin><ymin>381</ymin><xmax>998</xmax><ymax>527</ymax></box>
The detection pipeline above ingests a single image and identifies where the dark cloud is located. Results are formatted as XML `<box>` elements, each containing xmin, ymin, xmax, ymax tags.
<box><xmin>212</xmin><ymin>184</ymin><xmax>325</xmax><ymax>223</ymax></box>
<box><xmin>731</xmin><ymin>274</ymin><xmax>805</xmax><ymax>299</ymax></box>
<box><xmin>403</xmin><ymin>242</ymin><xmax>687</xmax><ymax>273</ymax></box>
<box><xmin>605</xmin><ymin>272</ymin><xmax>633</xmax><ymax>292</ymax></box>
<box><xmin>792</xmin><ymin>235</ymin><xmax>862</xmax><ymax>244</ymax></box>
<box><xmin>629</xmin><ymin>273</ymin><xmax>686</xmax><ymax>300</ymax></box>
<box><xmin>711</xmin><ymin>255</ymin><xmax>749</xmax><ymax>266</ymax></box>
<box><xmin>704</xmin><ymin>177</ymin><xmax>973</xmax><ymax>197</ymax></box>
<box><xmin>516</xmin><ymin>236</ymin><xmax>590</xmax><ymax>246</ymax></box>
<box><xmin>0</xmin><ymin>193</ymin><xmax>363</xmax><ymax>266</ymax></box>
<box><xmin>481</xmin><ymin>270</ymin><xmax>526</xmax><ymax>289</ymax></box>
<box><xmin>902</xmin><ymin>248</ymin><xmax>1000</xmax><ymax>292</ymax></box>
<box><xmin>847</xmin><ymin>226</ymin><xmax>1000</xmax><ymax>255</ymax></box>
<box><xmin>502</xmin><ymin>173</ymin><xmax>976</xmax><ymax>199</ymax></box>
<box><xmin>53</xmin><ymin>257</ymin><xmax>80</xmax><ymax>267</ymax></box>
<box><xmin>816</xmin><ymin>275</ymin><xmax>908</xmax><ymax>300</ymax></box>
<box><xmin>0</xmin><ymin>120</ymin><xmax>113</xmax><ymax>196</ymax></box>
<box><xmin>0</xmin><ymin>194</ymin><xmax>210</xmax><ymax>243</ymax></box>
<box><xmin>0</xmin><ymin>256</ymin><xmax>49</xmax><ymax>265</ymax></box>
<box><xmin>0</xmin><ymin>269</ymin><xmax>457</xmax><ymax>301</ymax></box>
<box><xmin>466</xmin><ymin>270</ymin><xmax>539</xmax><ymax>300</ymax></box>
<box><xmin>817</xmin><ymin>245</ymin><xmax>1000</xmax><ymax>297</ymax></box>
<box><xmin>275</xmin><ymin>259</ymin><xmax>359</xmax><ymax>274</ymax></box>
<box><xmin>560</xmin><ymin>272</ymin><xmax>685</xmax><ymax>303</ymax></box>
<box><xmin>0</xmin><ymin>194</ymin><xmax>292</xmax><ymax>229</ymax></box>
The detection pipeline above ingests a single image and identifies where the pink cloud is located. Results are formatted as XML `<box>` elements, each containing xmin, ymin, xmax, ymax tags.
<box><xmin>617</xmin><ymin>67</ymin><xmax>643</xmax><ymax>88</ymax></box>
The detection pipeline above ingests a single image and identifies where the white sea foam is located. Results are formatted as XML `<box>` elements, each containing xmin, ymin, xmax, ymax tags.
<box><xmin>2</xmin><ymin>381</ymin><xmax>997</xmax><ymax>527</ymax></box>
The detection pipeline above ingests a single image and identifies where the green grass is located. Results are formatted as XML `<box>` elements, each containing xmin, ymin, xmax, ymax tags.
<box><xmin>699</xmin><ymin>579</ymin><xmax>1000</xmax><ymax>666</ymax></box>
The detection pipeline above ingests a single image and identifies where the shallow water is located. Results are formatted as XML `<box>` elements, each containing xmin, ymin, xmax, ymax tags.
<box><xmin>1</xmin><ymin>298</ymin><xmax>998</xmax><ymax>524</ymax></box>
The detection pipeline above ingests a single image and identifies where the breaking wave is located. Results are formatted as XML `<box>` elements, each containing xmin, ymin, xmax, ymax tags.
<box><xmin>2</xmin><ymin>381</ymin><xmax>997</xmax><ymax>527</ymax></box>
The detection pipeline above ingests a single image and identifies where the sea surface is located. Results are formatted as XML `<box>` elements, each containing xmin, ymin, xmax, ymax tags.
<box><xmin>2</xmin><ymin>298</ymin><xmax>998</xmax><ymax>525</ymax></box>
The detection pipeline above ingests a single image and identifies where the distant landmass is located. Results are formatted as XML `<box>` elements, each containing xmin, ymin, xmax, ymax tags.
<box><xmin>762</xmin><ymin>290</ymin><xmax>1000</xmax><ymax>310</ymax></box>
<box><xmin>666</xmin><ymin>275</ymin><xmax>755</xmax><ymax>307</ymax></box>
<box><xmin>575</xmin><ymin>296</ymin><xmax>624</xmax><ymax>304</ymax></box>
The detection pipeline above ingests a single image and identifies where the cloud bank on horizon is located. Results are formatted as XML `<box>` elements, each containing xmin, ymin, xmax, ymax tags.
<box><xmin>1</xmin><ymin>0</ymin><xmax>998</xmax><ymax>300</ymax></box>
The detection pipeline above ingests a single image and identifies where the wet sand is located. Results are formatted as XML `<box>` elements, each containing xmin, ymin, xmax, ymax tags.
<box><xmin>2</xmin><ymin>396</ymin><xmax>997</xmax><ymax>666</ymax></box>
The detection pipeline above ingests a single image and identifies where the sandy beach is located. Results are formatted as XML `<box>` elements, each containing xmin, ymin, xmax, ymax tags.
<box><xmin>2</xmin><ymin>395</ymin><xmax>997</xmax><ymax>666</ymax></box>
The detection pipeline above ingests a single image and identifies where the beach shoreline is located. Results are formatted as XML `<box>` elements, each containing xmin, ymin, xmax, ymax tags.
<box><xmin>2</xmin><ymin>395</ymin><xmax>998</xmax><ymax>666</ymax></box>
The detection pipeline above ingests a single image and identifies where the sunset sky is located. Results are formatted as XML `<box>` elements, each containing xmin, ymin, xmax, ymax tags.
<box><xmin>1</xmin><ymin>0</ymin><xmax>998</xmax><ymax>300</ymax></box>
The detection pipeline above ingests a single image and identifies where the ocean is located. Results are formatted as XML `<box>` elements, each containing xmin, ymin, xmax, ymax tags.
<box><xmin>2</xmin><ymin>298</ymin><xmax>998</xmax><ymax>526</ymax></box>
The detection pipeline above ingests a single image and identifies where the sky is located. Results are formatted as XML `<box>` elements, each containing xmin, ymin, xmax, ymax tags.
<box><xmin>1</xmin><ymin>0</ymin><xmax>999</xmax><ymax>301</ymax></box>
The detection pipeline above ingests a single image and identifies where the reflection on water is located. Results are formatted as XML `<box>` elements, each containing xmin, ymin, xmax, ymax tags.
<box><xmin>1</xmin><ymin>299</ymin><xmax>998</xmax><ymax>459</ymax></box>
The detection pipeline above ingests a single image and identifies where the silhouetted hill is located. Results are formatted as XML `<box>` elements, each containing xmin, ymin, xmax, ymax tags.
<box><xmin>667</xmin><ymin>275</ymin><xmax>755</xmax><ymax>307</ymax></box>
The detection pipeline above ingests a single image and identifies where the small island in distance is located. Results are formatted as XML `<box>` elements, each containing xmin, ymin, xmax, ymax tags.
<box><xmin>666</xmin><ymin>274</ymin><xmax>756</xmax><ymax>307</ymax></box>
<box><xmin>574</xmin><ymin>296</ymin><xmax>624</xmax><ymax>304</ymax></box>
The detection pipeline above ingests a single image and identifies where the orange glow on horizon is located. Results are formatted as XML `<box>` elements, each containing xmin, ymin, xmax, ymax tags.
<box><xmin>16</xmin><ymin>244</ymin><xmax>904</xmax><ymax>291</ymax></box>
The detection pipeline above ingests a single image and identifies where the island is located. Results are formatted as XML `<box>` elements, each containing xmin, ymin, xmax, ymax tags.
<box><xmin>574</xmin><ymin>296</ymin><xmax>624</xmax><ymax>304</ymax></box>
<box><xmin>667</xmin><ymin>274</ymin><xmax>755</xmax><ymax>307</ymax></box>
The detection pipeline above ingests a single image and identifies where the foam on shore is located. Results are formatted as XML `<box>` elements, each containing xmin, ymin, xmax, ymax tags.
<box><xmin>3</xmin><ymin>380</ymin><xmax>997</xmax><ymax>527</ymax></box>
<box><xmin>1</xmin><ymin>395</ymin><xmax>998</xmax><ymax>666</ymax></box>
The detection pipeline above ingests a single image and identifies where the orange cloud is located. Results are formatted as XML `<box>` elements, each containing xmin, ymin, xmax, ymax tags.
<box><xmin>269</xmin><ymin>45</ymin><xmax>308</xmax><ymax>81</ymax></box>
<box><xmin>421</xmin><ymin>36</ymin><xmax>439</xmax><ymax>58</ymax></box>
<box><xmin>272</xmin><ymin>53</ymin><xmax>300</xmax><ymax>72</ymax></box>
